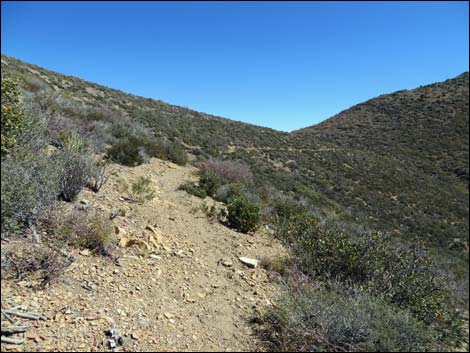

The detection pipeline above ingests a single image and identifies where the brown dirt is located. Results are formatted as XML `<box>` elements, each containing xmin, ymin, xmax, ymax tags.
<box><xmin>1</xmin><ymin>158</ymin><xmax>288</xmax><ymax>352</ymax></box>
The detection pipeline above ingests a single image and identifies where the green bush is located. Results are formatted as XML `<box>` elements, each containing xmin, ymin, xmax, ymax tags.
<box><xmin>1</xmin><ymin>152</ymin><xmax>61</xmax><ymax>235</ymax></box>
<box><xmin>106</xmin><ymin>125</ymin><xmax>187</xmax><ymax>167</ymax></box>
<box><xmin>178</xmin><ymin>181</ymin><xmax>207</xmax><ymax>198</ymax></box>
<box><xmin>180</xmin><ymin>166</ymin><xmax>254</xmax><ymax>203</ymax></box>
<box><xmin>270</xmin><ymin>196</ymin><xmax>310</xmax><ymax>237</ymax></box>
<box><xmin>227</xmin><ymin>196</ymin><xmax>261</xmax><ymax>233</ymax></box>
<box><xmin>16</xmin><ymin>94</ymin><xmax>49</xmax><ymax>153</ymax></box>
<box><xmin>289</xmin><ymin>215</ymin><xmax>368</xmax><ymax>282</ymax></box>
<box><xmin>214</xmin><ymin>182</ymin><xmax>251</xmax><ymax>204</ymax></box>
<box><xmin>273</xmin><ymin>211</ymin><xmax>467</xmax><ymax>348</ymax></box>
<box><xmin>1</xmin><ymin>78</ymin><xmax>24</xmax><ymax>156</ymax></box>
<box><xmin>106</xmin><ymin>136</ymin><xmax>149</xmax><ymax>166</ymax></box>
<box><xmin>263</xmin><ymin>284</ymin><xmax>438</xmax><ymax>352</ymax></box>
<box><xmin>165</xmin><ymin>141</ymin><xmax>188</xmax><ymax>166</ymax></box>
<box><xmin>199</xmin><ymin>170</ymin><xmax>224</xmax><ymax>197</ymax></box>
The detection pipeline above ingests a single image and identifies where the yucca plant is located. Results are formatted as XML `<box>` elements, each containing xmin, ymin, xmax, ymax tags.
<box><xmin>58</xmin><ymin>131</ymin><xmax>88</xmax><ymax>153</ymax></box>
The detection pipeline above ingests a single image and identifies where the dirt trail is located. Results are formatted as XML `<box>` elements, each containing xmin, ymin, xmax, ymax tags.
<box><xmin>1</xmin><ymin>158</ymin><xmax>288</xmax><ymax>352</ymax></box>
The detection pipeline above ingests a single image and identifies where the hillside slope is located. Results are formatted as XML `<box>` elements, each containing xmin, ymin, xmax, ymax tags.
<box><xmin>2</xmin><ymin>54</ymin><xmax>468</xmax><ymax>257</ymax></box>
<box><xmin>293</xmin><ymin>72</ymin><xmax>469</xmax><ymax>185</ymax></box>
<box><xmin>1</xmin><ymin>54</ymin><xmax>469</xmax><ymax>351</ymax></box>
<box><xmin>286</xmin><ymin>73</ymin><xmax>469</xmax><ymax>252</ymax></box>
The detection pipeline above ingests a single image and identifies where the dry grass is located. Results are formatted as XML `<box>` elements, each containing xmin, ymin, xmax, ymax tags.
<box><xmin>1</xmin><ymin>241</ymin><xmax>70</xmax><ymax>287</ymax></box>
<box><xmin>47</xmin><ymin>208</ymin><xmax>114</xmax><ymax>255</ymax></box>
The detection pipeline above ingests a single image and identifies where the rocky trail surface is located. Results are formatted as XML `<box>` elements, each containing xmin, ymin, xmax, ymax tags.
<box><xmin>1</xmin><ymin>158</ymin><xmax>288</xmax><ymax>352</ymax></box>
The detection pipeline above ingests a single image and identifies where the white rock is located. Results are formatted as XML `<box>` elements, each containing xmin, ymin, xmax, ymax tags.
<box><xmin>239</xmin><ymin>257</ymin><xmax>258</xmax><ymax>268</ymax></box>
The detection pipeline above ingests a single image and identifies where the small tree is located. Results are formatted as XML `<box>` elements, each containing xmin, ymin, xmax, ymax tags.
<box><xmin>1</xmin><ymin>78</ymin><xmax>24</xmax><ymax>156</ymax></box>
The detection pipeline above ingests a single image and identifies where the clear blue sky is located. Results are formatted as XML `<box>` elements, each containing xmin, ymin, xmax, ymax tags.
<box><xmin>1</xmin><ymin>1</ymin><xmax>469</xmax><ymax>131</ymax></box>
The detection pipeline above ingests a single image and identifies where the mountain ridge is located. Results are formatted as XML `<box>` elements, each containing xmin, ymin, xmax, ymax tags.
<box><xmin>292</xmin><ymin>71</ymin><xmax>469</xmax><ymax>186</ymax></box>
<box><xmin>2</xmin><ymin>53</ymin><xmax>468</xmax><ymax>253</ymax></box>
<box><xmin>293</xmin><ymin>71</ymin><xmax>469</xmax><ymax>133</ymax></box>
<box><xmin>4</xmin><ymin>53</ymin><xmax>467</xmax><ymax>135</ymax></box>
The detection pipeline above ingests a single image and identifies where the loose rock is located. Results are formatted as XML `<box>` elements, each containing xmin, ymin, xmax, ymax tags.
<box><xmin>239</xmin><ymin>257</ymin><xmax>258</xmax><ymax>268</ymax></box>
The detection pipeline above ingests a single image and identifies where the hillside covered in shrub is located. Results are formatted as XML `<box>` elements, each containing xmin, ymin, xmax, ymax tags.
<box><xmin>2</xmin><ymin>55</ymin><xmax>467</xmax><ymax>251</ymax></box>
<box><xmin>1</xmin><ymin>54</ymin><xmax>468</xmax><ymax>351</ymax></box>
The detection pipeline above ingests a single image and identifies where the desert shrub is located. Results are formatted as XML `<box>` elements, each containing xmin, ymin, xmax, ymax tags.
<box><xmin>21</xmin><ymin>74</ymin><xmax>48</xmax><ymax>92</ymax></box>
<box><xmin>274</xmin><ymin>211</ymin><xmax>467</xmax><ymax>348</ymax></box>
<box><xmin>1</xmin><ymin>152</ymin><xmax>62</xmax><ymax>236</ymax></box>
<box><xmin>76</xmin><ymin>105</ymin><xmax>115</xmax><ymax>123</ymax></box>
<box><xmin>1</xmin><ymin>78</ymin><xmax>24</xmax><ymax>156</ymax></box>
<box><xmin>259</xmin><ymin>256</ymin><xmax>289</xmax><ymax>274</ymax></box>
<box><xmin>130</xmin><ymin>176</ymin><xmax>156</xmax><ymax>203</ymax></box>
<box><xmin>1</xmin><ymin>241</ymin><xmax>69</xmax><ymax>287</ymax></box>
<box><xmin>107</xmin><ymin>118</ymin><xmax>148</xmax><ymax>141</ymax></box>
<box><xmin>227</xmin><ymin>196</ymin><xmax>261</xmax><ymax>233</ymax></box>
<box><xmin>16</xmin><ymin>95</ymin><xmax>49</xmax><ymax>153</ymax></box>
<box><xmin>48</xmin><ymin>209</ymin><xmax>113</xmax><ymax>254</ymax></box>
<box><xmin>199</xmin><ymin>170</ymin><xmax>224</xmax><ymax>197</ymax></box>
<box><xmin>165</xmin><ymin>141</ymin><xmax>188</xmax><ymax>166</ymax></box>
<box><xmin>289</xmin><ymin>215</ymin><xmax>368</xmax><ymax>282</ymax></box>
<box><xmin>43</xmin><ymin>108</ymin><xmax>106</xmax><ymax>154</ymax></box>
<box><xmin>199</xmin><ymin>158</ymin><xmax>253</xmax><ymax>184</ymax></box>
<box><xmin>28</xmin><ymin>89</ymin><xmax>62</xmax><ymax>116</ymax></box>
<box><xmin>269</xmin><ymin>196</ymin><xmax>310</xmax><ymax>236</ymax></box>
<box><xmin>105</xmin><ymin>119</ymin><xmax>168</xmax><ymax>161</ymax></box>
<box><xmin>88</xmin><ymin>158</ymin><xmax>111</xmax><ymax>193</ymax></box>
<box><xmin>262</xmin><ymin>284</ymin><xmax>437</xmax><ymax>352</ymax></box>
<box><xmin>105</xmin><ymin>131</ymin><xmax>182</xmax><ymax>167</ymax></box>
<box><xmin>54</xmin><ymin>151</ymin><xmax>93</xmax><ymax>202</ymax></box>
<box><xmin>366</xmin><ymin>243</ymin><xmax>466</xmax><ymax>347</ymax></box>
<box><xmin>58</xmin><ymin>130</ymin><xmax>88</xmax><ymax>153</ymax></box>
<box><xmin>214</xmin><ymin>182</ymin><xmax>252</xmax><ymax>204</ymax></box>
<box><xmin>107</xmin><ymin>136</ymin><xmax>148</xmax><ymax>166</ymax></box>
<box><xmin>178</xmin><ymin>181</ymin><xmax>207</xmax><ymax>198</ymax></box>
<box><xmin>200</xmin><ymin>202</ymin><xmax>219</xmax><ymax>222</ymax></box>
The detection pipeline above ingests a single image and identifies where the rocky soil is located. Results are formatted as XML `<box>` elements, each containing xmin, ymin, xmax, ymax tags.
<box><xmin>1</xmin><ymin>158</ymin><xmax>288</xmax><ymax>352</ymax></box>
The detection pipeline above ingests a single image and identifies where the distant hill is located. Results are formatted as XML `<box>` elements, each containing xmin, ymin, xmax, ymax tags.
<box><xmin>2</xmin><ymin>53</ymin><xmax>468</xmax><ymax>257</ymax></box>
<box><xmin>293</xmin><ymin>72</ymin><xmax>469</xmax><ymax>185</ymax></box>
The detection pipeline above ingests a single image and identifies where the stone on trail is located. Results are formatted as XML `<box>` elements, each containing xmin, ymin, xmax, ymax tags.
<box><xmin>221</xmin><ymin>259</ymin><xmax>233</xmax><ymax>268</ymax></box>
<box><xmin>239</xmin><ymin>257</ymin><xmax>258</xmax><ymax>268</ymax></box>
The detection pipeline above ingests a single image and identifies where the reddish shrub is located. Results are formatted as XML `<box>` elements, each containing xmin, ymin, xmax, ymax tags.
<box><xmin>198</xmin><ymin>158</ymin><xmax>252</xmax><ymax>184</ymax></box>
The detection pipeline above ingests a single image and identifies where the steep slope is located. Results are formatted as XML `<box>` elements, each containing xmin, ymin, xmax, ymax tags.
<box><xmin>288</xmin><ymin>73</ymin><xmax>469</xmax><ymax>253</ymax></box>
<box><xmin>268</xmin><ymin>74</ymin><xmax>468</xmax><ymax>251</ymax></box>
<box><xmin>1</xmin><ymin>158</ymin><xmax>288</xmax><ymax>352</ymax></box>
<box><xmin>0</xmin><ymin>55</ymin><xmax>290</xmax><ymax>155</ymax></box>
<box><xmin>293</xmin><ymin>72</ymin><xmax>469</xmax><ymax>185</ymax></box>
<box><xmin>1</xmin><ymin>54</ymin><xmax>468</xmax><ymax>256</ymax></box>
